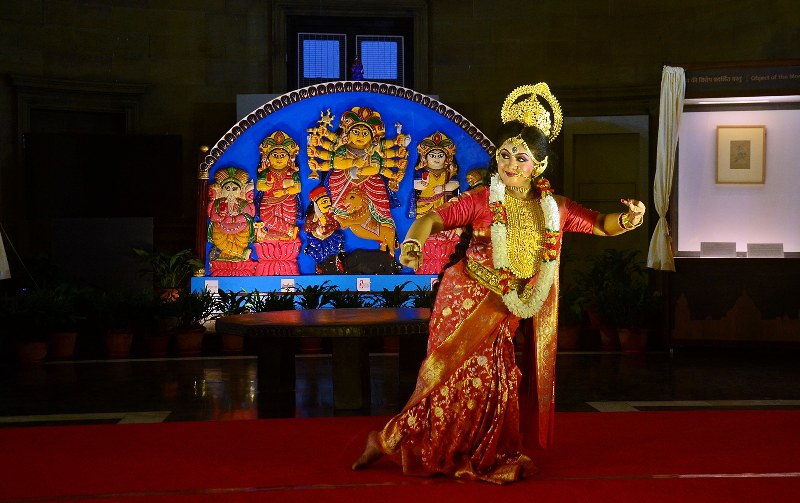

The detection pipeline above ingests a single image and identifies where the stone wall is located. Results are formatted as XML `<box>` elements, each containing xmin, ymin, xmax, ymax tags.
<box><xmin>1</xmin><ymin>0</ymin><xmax>797</xmax><ymax>254</ymax></box>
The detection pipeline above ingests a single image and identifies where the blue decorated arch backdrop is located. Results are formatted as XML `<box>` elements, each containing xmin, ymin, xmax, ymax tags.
<box><xmin>194</xmin><ymin>82</ymin><xmax>493</xmax><ymax>292</ymax></box>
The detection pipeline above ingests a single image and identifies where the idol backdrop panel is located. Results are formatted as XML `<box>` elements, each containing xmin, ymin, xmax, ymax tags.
<box><xmin>195</xmin><ymin>81</ymin><xmax>493</xmax><ymax>292</ymax></box>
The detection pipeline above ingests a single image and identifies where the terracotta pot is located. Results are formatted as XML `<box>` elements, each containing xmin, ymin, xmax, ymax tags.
<box><xmin>222</xmin><ymin>334</ymin><xmax>244</xmax><ymax>355</ymax></box>
<box><xmin>618</xmin><ymin>327</ymin><xmax>648</xmax><ymax>353</ymax></box>
<box><xmin>103</xmin><ymin>329</ymin><xmax>134</xmax><ymax>359</ymax></box>
<box><xmin>174</xmin><ymin>326</ymin><xmax>206</xmax><ymax>356</ymax></box>
<box><xmin>16</xmin><ymin>341</ymin><xmax>48</xmax><ymax>364</ymax></box>
<box><xmin>47</xmin><ymin>331</ymin><xmax>78</xmax><ymax>360</ymax></box>
<box><xmin>157</xmin><ymin>288</ymin><xmax>180</xmax><ymax>302</ymax></box>
<box><xmin>598</xmin><ymin>326</ymin><xmax>620</xmax><ymax>351</ymax></box>
<box><xmin>557</xmin><ymin>324</ymin><xmax>581</xmax><ymax>351</ymax></box>
<box><xmin>145</xmin><ymin>334</ymin><xmax>171</xmax><ymax>358</ymax></box>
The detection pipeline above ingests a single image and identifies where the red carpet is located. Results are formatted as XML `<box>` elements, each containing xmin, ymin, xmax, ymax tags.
<box><xmin>1</xmin><ymin>410</ymin><xmax>799</xmax><ymax>502</ymax></box>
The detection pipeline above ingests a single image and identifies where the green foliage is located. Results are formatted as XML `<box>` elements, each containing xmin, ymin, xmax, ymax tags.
<box><xmin>407</xmin><ymin>284</ymin><xmax>434</xmax><ymax>309</ymax></box>
<box><xmin>558</xmin><ymin>281</ymin><xmax>585</xmax><ymax>325</ymax></box>
<box><xmin>294</xmin><ymin>281</ymin><xmax>337</xmax><ymax>309</ymax></box>
<box><xmin>163</xmin><ymin>289</ymin><xmax>217</xmax><ymax>328</ymax></box>
<box><xmin>372</xmin><ymin>281</ymin><xmax>412</xmax><ymax>308</ymax></box>
<box><xmin>215</xmin><ymin>289</ymin><xmax>251</xmax><ymax>316</ymax></box>
<box><xmin>329</xmin><ymin>289</ymin><xmax>373</xmax><ymax>308</ymax></box>
<box><xmin>89</xmin><ymin>288</ymin><xmax>160</xmax><ymax>332</ymax></box>
<box><xmin>0</xmin><ymin>291</ymin><xmax>49</xmax><ymax>341</ymax></box>
<box><xmin>247</xmin><ymin>289</ymin><xmax>296</xmax><ymax>312</ymax></box>
<box><xmin>133</xmin><ymin>248</ymin><xmax>204</xmax><ymax>290</ymax></box>
<box><xmin>574</xmin><ymin>249</ymin><xmax>660</xmax><ymax>328</ymax></box>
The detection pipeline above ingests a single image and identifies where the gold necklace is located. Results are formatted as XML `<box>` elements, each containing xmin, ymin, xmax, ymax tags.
<box><xmin>503</xmin><ymin>194</ymin><xmax>545</xmax><ymax>279</ymax></box>
<box><xmin>506</xmin><ymin>185</ymin><xmax>531</xmax><ymax>197</ymax></box>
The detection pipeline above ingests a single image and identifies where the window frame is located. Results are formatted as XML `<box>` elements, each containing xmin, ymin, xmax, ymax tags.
<box><xmin>273</xmin><ymin>0</ymin><xmax>427</xmax><ymax>92</ymax></box>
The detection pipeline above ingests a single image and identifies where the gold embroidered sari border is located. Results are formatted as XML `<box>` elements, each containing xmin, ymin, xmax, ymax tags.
<box><xmin>401</xmin><ymin>291</ymin><xmax>507</xmax><ymax>413</ymax></box>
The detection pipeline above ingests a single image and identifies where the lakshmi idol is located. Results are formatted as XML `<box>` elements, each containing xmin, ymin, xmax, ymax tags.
<box><xmin>352</xmin><ymin>83</ymin><xmax>646</xmax><ymax>484</ymax></box>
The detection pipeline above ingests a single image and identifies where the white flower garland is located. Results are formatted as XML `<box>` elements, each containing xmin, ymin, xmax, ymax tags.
<box><xmin>489</xmin><ymin>174</ymin><xmax>560</xmax><ymax>319</ymax></box>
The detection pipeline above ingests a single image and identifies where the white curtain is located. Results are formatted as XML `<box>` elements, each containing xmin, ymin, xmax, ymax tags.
<box><xmin>0</xmin><ymin>226</ymin><xmax>10</xmax><ymax>280</ymax></box>
<box><xmin>647</xmin><ymin>65</ymin><xmax>685</xmax><ymax>271</ymax></box>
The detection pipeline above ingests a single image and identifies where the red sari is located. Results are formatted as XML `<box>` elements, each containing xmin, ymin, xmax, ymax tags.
<box><xmin>376</xmin><ymin>186</ymin><xmax>597</xmax><ymax>484</ymax></box>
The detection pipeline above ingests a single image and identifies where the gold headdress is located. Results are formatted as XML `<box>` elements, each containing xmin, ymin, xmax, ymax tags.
<box><xmin>416</xmin><ymin>131</ymin><xmax>456</xmax><ymax>170</ymax></box>
<box><xmin>500</xmin><ymin>83</ymin><xmax>563</xmax><ymax>142</ymax></box>
<box><xmin>214</xmin><ymin>166</ymin><xmax>250</xmax><ymax>187</ymax></box>
<box><xmin>339</xmin><ymin>106</ymin><xmax>385</xmax><ymax>140</ymax></box>
<box><xmin>258</xmin><ymin>130</ymin><xmax>299</xmax><ymax>173</ymax></box>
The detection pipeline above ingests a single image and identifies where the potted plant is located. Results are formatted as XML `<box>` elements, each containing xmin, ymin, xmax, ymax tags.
<box><xmin>0</xmin><ymin>291</ymin><xmax>49</xmax><ymax>363</ymax></box>
<box><xmin>165</xmin><ymin>288</ymin><xmax>217</xmax><ymax>356</ymax></box>
<box><xmin>329</xmin><ymin>289</ymin><xmax>373</xmax><ymax>309</ymax></box>
<box><xmin>557</xmin><ymin>281</ymin><xmax>584</xmax><ymax>352</ymax></box>
<box><xmin>574</xmin><ymin>249</ymin><xmax>653</xmax><ymax>352</ymax></box>
<box><xmin>133</xmin><ymin>248</ymin><xmax>204</xmax><ymax>301</ymax></box>
<box><xmin>372</xmin><ymin>281</ymin><xmax>412</xmax><ymax>308</ymax></box>
<box><xmin>294</xmin><ymin>281</ymin><xmax>336</xmax><ymax>310</ymax></box>
<box><xmin>608</xmin><ymin>280</ymin><xmax>661</xmax><ymax>353</ymax></box>
<box><xmin>136</xmin><ymin>292</ymin><xmax>172</xmax><ymax>358</ymax></box>
<box><xmin>42</xmin><ymin>283</ymin><xmax>92</xmax><ymax>360</ymax></box>
<box><xmin>89</xmin><ymin>289</ymin><xmax>152</xmax><ymax>359</ymax></box>
<box><xmin>247</xmin><ymin>289</ymin><xmax>296</xmax><ymax>313</ymax></box>
<box><xmin>407</xmin><ymin>284</ymin><xmax>435</xmax><ymax>309</ymax></box>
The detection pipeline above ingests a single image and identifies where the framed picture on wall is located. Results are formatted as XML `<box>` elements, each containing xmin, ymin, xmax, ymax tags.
<box><xmin>716</xmin><ymin>125</ymin><xmax>766</xmax><ymax>184</ymax></box>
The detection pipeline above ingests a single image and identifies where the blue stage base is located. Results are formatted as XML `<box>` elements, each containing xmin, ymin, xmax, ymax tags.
<box><xmin>190</xmin><ymin>274</ymin><xmax>437</xmax><ymax>294</ymax></box>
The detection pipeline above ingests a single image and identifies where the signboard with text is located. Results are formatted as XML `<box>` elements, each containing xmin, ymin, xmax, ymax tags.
<box><xmin>685</xmin><ymin>65</ymin><xmax>800</xmax><ymax>96</ymax></box>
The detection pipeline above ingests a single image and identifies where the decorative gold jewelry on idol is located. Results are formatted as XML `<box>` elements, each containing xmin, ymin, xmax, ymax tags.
<box><xmin>503</xmin><ymin>195</ymin><xmax>545</xmax><ymax>278</ymax></box>
<box><xmin>417</xmin><ymin>131</ymin><xmax>456</xmax><ymax>168</ymax></box>
<box><xmin>500</xmin><ymin>83</ymin><xmax>563</xmax><ymax>142</ymax></box>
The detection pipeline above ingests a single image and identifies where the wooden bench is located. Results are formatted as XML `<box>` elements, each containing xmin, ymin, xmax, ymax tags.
<box><xmin>215</xmin><ymin>307</ymin><xmax>431</xmax><ymax>417</ymax></box>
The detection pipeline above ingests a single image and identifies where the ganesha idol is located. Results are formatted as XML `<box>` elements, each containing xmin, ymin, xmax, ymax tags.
<box><xmin>409</xmin><ymin>131</ymin><xmax>462</xmax><ymax>275</ymax></box>
<box><xmin>207</xmin><ymin>166</ymin><xmax>257</xmax><ymax>276</ymax></box>
<box><xmin>252</xmin><ymin>130</ymin><xmax>302</xmax><ymax>275</ymax></box>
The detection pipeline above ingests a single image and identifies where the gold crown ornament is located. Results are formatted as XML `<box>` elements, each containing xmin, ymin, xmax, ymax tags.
<box><xmin>214</xmin><ymin>166</ymin><xmax>250</xmax><ymax>187</ymax></box>
<box><xmin>259</xmin><ymin>130</ymin><xmax>300</xmax><ymax>160</ymax></box>
<box><xmin>500</xmin><ymin>83</ymin><xmax>563</xmax><ymax>142</ymax></box>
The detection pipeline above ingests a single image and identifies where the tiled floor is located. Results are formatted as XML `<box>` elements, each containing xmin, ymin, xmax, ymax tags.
<box><xmin>2</xmin><ymin>347</ymin><xmax>800</xmax><ymax>427</ymax></box>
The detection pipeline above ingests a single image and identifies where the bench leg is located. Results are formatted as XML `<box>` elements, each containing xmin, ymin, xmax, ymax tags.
<box><xmin>331</xmin><ymin>337</ymin><xmax>370</xmax><ymax>410</ymax></box>
<box><xmin>256</xmin><ymin>338</ymin><xmax>296</xmax><ymax>418</ymax></box>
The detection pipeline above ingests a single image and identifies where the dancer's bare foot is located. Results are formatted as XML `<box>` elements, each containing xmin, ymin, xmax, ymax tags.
<box><xmin>351</xmin><ymin>430</ymin><xmax>383</xmax><ymax>470</ymax></box>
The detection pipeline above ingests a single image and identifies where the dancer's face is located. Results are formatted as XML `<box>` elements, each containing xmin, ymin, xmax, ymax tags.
<box><xmin>496</xmin><ymin>139</ymin><xmax>535</xmax><ymax>188</ymax></box>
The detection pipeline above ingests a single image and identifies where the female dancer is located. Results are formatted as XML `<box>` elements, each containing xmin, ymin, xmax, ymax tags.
<box><xmin>352</xmin><ymin>83</ymin><xmax>645</xmax><ymax>484</ymax></box>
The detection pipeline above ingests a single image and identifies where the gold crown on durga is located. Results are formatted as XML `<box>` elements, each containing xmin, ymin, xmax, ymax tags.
<box><xmin>500</xmin><ymin>83</ymin><xmax>563</xmax><ymax>142</ymax></box>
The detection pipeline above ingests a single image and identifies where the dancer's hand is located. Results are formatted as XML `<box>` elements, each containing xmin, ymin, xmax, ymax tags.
<box><xmin>399</xmin><ymin>240</ymin><xmax>423</xmax><ymax>271</ymax></box>
<box><xmin>620</xmin><ymin>198</ymin><xmax>646</xmax><ymax>225</ymax></box>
